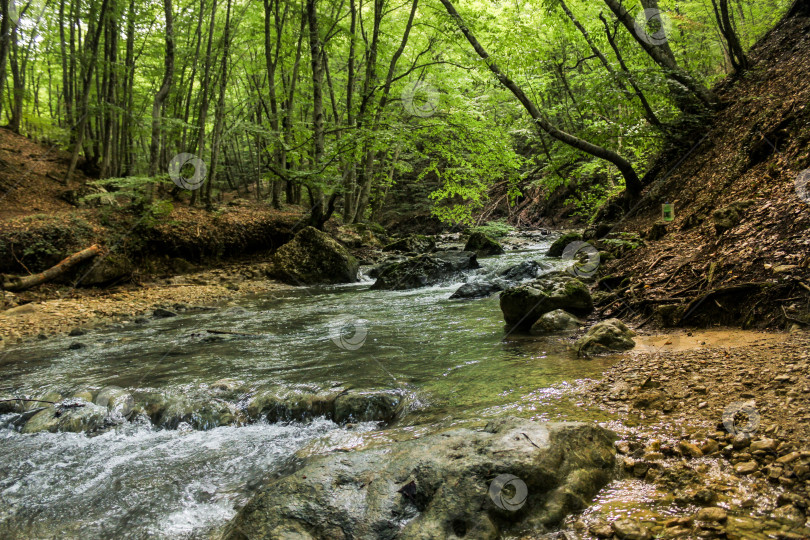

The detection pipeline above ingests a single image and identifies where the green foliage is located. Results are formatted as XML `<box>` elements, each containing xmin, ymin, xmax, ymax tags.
<box><xmin>0</xmin><ymin>214</ymin><xmax>95</xmax><ymax>273</ymax></box>
<box><xmin>3</xmin><ymin>0</ymin><xmax>794</xmax><ymax>228</ymax></box>
<box><xmin>468</xmin><ymin>219</ymin><xmax>514</xmax><ymax>239</ymax></box>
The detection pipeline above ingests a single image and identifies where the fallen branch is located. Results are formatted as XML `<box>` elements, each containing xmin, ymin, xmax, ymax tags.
<box><xmin>1</xmin><ymin>244</ymin><xmax>101</xmax><ymax>292</ymax></box>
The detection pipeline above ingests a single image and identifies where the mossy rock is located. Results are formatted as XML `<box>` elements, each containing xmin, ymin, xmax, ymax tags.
<box><xmin>382</xmin><ymin>235</ymin><xmax>435</xmax><ymax>254</ymax></box>
<box><xmin>500</xmin><ymin>276</ymin><xmax>593</xmax><ymax>330</ymax></box>
<box><xmin>574</xmin><ymin>319</ymin><xmax>636</xmax><ymax>356</ymax></box>
<box><xmin>271</xmin><ymin>227</ymin><xmax>358</xmax><ymax>285</ymax></box>
<box><xmin>463</xmin><ymin>232</ymin><xmax>505</xmax><ymax>256</ymax></box>
<box><xmin>547</xmin><ymin>232</ymin><xmax>583</xmax><ymax>257</ymax></box>
<box><xmin>530</xmin><ymin>309</ymin><xmax>582</xmax><ymax>335</ymax></box>
<box><xmin>78</xmin><ymin>253</ymin><xmax>134</xmax><ymax>286</ymax></box>
<box><xmin>371</xmin><ymin>252</ymin><xmax>479</xmax><ymax>290</ymax></box>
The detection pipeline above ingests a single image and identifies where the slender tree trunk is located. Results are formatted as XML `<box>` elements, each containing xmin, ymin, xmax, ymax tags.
<box><xmin>64</xmin><ymin>0</ymin><xmax>111</xmax><ymax>184</ymax></box>
<box><xmin>0</xmin><ymin>0</ymin><xmax>12</xmax><ymax>122</ymax></box>
<box><xmin>342</xmin><ymin>0</ymin><xmax>357</xmax><ymax>221</ymax></box>
<box><xmin>599</xmin><ymin>13</ymin><xmax>664</xmax><ymax>131</ymax></box>
<box><xmin>148</xmin><ymin>0</ymin><xmax>174</xmax><ymax>178</ymax></box>
<box><xmin>204</xmin><ymin>0</ymin><xmax>231</xmax><ymax>208</ymax></box>
<box><xmin>190</xmin><ymin>0</ymin><xmax>218</xmax><ymax>206</ymax></box>
<box><xmin>306</xmin><ymin>0</ymin><xmax>328</xmax><ymax>228</ymax></box>
<box><xmin>119</xmin><ymin>0</ymin><xmax>135</xmax><ymax>175</ymax></box>
<box><xmin>711</xmin><ymin>0</ymin><xmax>748</xmax><ymax>71</ymax></box>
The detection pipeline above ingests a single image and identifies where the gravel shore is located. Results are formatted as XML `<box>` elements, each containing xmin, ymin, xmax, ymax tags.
<box><xmin>0</xmin><ymin>262</ymin><xmax>291</xmax><ymax>347</ymax></box>
<box><xmin>566</xmin><ymin>329</ymin><xmax>810</xmax><ymax>539</ymax></box>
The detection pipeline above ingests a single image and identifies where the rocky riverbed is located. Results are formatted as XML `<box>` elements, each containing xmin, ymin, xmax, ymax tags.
<box><xmin>562</xmin><ymin>329</ymin><xmax>810</xmax><ymax>539</ymax></box>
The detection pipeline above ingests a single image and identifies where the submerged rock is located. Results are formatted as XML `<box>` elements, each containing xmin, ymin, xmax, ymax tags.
<box><xmin>464</xmin><ymin>232</ymin><xmax>504</xmax><ymax>257</ymax></box>
<box><xmin>223</xmin><ymin>419</ymin><xmax>615</xmax><ymax>540</ymax></box>
<box><xmin>95</xmin><ymin>386</ymin><xmax>135</xmax><ymax>417</ymax></box>
<box><xmin>530</xmin><ymin>309</ymin><xmax>582</xmax><ymax>335</ymax></box>
<box><xmin>247</xmin><ymin>387</ymin><xmax>405</xmax><ymax>425</ymax></box>
<box><xmin>574</xmin><ymin>319</ymin><xmax>636</xmax><ymax>356</ymax></box>
<box><xmin>371</xmin><ymin>252</ymin><xmax>479</xmax><ymax>290</ymax></box>
<box><xmin>333</xmin><ymin>390</ymin><xmax>404</xmax><ymax>424</ymax></box>
<box><xmin>21</xmin><ymin>399</ymin><xmax>108</xmax><ymax>434</ymax></box>
<box><xmin>450</xmin><ymin>282</ymin><xmax>503</xmax><ymax>299</ymax></box>
<box><xmin>247</xmin><ymin>387</ymin><xmax>343</xmax><ymax>423</ymax></box>
<box><xmin>500</xmin><ymin>276</ymin><xmax>593</xmax><ymax>330</ymax></box>
<box><xmin>272</xmin><ymin>226</ymin><xmax>359</xmax><ymax>285</ymax></box>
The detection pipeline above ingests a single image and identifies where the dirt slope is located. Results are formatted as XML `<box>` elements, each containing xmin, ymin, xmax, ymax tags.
<box><xmin>598</xmin><ymin>8</ymin><xmax>810</xmax><ymax>329</ymax></box>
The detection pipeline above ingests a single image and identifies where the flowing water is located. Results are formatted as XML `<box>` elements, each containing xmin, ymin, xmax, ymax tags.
<box><xmin>0</xmin><ymin>236</ymin><xmax>618</xmax><ymax>538</ymax></box>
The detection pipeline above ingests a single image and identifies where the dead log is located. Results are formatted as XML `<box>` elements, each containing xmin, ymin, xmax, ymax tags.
<box><xmin>1</xmin><ymin>244</ymin><xmax>101</xmax><ymax>292</ymax></box>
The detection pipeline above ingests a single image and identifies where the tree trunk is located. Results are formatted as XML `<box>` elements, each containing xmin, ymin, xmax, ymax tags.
<box><xmin>148</xmin><ymin>0</ymin><xmax>174</xmax><ymax>178</ymax></box>
<box><xmin>2</xmin><ymin>245</ymin><xmax>101</xmax><ymax>292</ymax></box>
<box><xmin>203</xmin><ymin>0</ymin><xmax>231</xmax><ymax>208</ymax></box>
<box><xmin>0</xmin><ymin>0</ymin><xmax>13</xmax><ymax>122</ymax></box>
<box><xmin>306</xmin><ymin>0</ymin><xmax>328</xmax><ymax>228</ymax></box>
<box><xmin>189</xmin><ymin>0</ymin><xmax>218</xmax><ymax>206</ymax></box>
<box><xmin>602</xmin><ymin>0</ymin><xmax>718</xmax><ymax>111</ymax></box>
<box><xmin>64</xmin><ymin>0</ymin><xmax>112</xmax><ymax>183</ymax></box>
<box><xmin>440</xmin><ymin>0</ymin><xmax>644</xmax><ymax>196</ymax></box>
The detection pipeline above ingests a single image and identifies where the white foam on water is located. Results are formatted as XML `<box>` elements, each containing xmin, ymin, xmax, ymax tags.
<box><xmin>0</xmin><ymin>418</ymin><xmax>368</xmax><ymax>539</ymax></box>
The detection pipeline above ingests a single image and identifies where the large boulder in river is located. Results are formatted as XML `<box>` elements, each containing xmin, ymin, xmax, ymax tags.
<box><xmin>500</xmin><ymin>276</ymin><xmax>593</xmax><ymax>330</ymax></box>
<box><xmin>271</xmin><ymin>227</ymin><xmax>358</xmax><ymax>285</ymax></box>
<box><xmin>383</xmin><ymin>235</ymin><xmax>435</xmax><ymax>254</ymax></box>
<box><xmin>574</xmin><ymin>319</ymin><xmax>636</xmax><ymax>356</ymax></box>
<box><xmin>497</xmin><ymin>260</ymin><xmax>550</xmax><ymax>282</ymax></box>
<box><xmin>222</xmin><ymin>419</ymin><xmax>615</xmax><ymax>540</ymax></box>
<box><xmin>464</xmin><ymin>232</ymin><xmax>504</xmax><ymax>257</ymax></box>
<box><xmin>371</xmin><ymin>251</ymin><xmax>479</xmax><ymax>290</ymax></box>
<box><xmin>546</xmin><ymin>232</ymin><xmax>583</xmax><ymax>257</ymax></box>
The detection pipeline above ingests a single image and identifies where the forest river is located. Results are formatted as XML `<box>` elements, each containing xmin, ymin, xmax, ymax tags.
<box><xmin>0</xmin><ymin>236</ymin><xmax>619</xmax><ymax>538</ymax></box>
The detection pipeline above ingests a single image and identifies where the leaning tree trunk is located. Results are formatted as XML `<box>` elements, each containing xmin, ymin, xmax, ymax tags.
<box><xmin>440</xmin><ymin>0</ymin><xmax>644</xmax><ymax>196</ymax></box>
<box><xmin>601</xmin><ymin>0</ymin><xmax>717</xmax><ymax>111</ymax></box>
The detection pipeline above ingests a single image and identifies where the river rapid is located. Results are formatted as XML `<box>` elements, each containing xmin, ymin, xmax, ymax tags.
<box><xmin>0</xmin><ymin>234</ymin><xmax>618</xmax><ymax>538</ymax></box>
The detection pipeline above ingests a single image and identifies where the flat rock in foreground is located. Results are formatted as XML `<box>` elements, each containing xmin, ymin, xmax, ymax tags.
<box><xmin>222</xmin><ymin>419</ymin><xmax>616</xmax><ymax>539</ymax></box>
